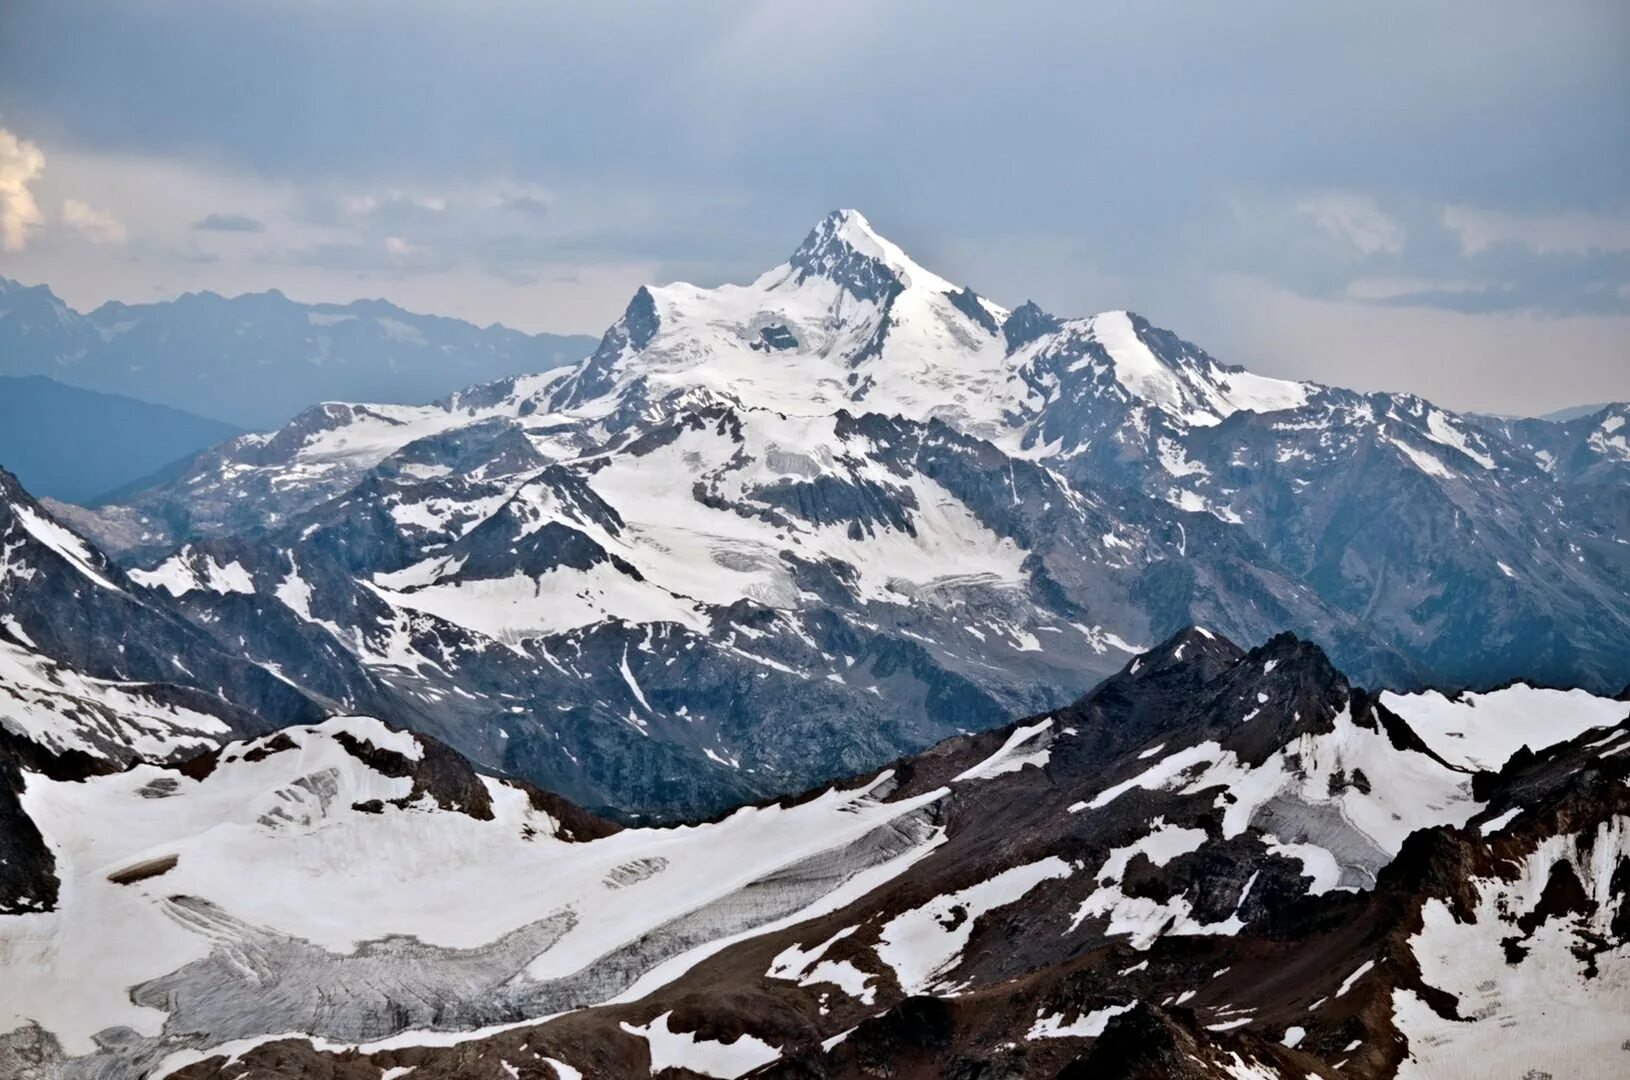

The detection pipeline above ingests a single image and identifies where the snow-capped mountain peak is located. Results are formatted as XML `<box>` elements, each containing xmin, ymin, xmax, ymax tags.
<box><xmin>545</xmin><ymin>211</ymin><xmax>1320</xmax><ymax>457</ymax></box>
<box><xmin>782</xmin><ymin>208</ymin><xmax>961</xmax><ymax>298</ymax></box>
<box><xmin>1019</xmin><ymin>309</ymin><xmax>1314</xmax><ymax>429</ymax></box>
<box><xmin>548</xmin><ymin>209</ymin><xmax>1020</xmax><ymax>435</ymax></box>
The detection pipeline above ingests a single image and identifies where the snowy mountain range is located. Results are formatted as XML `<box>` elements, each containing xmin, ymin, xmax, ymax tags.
<box><xmin>3</xmin><ymin>625</ymin><xmax>1627</xmax><ymax>1078</ymax></box>
<box><xmin>0</xmin><ymin>276</ymin><xmax>596</xmax><ymax>430</ymax></box>
<box><xmin>2</xmin><ymin>208</ymin><xmax>1630</xmax><ymax>1075</ymax></box>
<box><xmin>0</xmin><ymin>467</ymin><xmax>329</xmax><ymax>776</ymax></box>
<box><xmin>35</xmin><ymin>209</ymin><xmax>1630</xmax><ymax>816</ymax></box>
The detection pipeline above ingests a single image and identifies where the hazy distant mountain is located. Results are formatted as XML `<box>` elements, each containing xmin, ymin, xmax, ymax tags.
<box><xmin>0</xmin><ymin>277</ymin><xmax>597</xmax><ymax>430</ymax></box>
<box><xmin>0</xmin><ymin>375</ymin><xmax>240</xmax><ymax>504</ymax></box>
<box><xmin>1539</xmin><ymin>401</ymin><xmax>1616</xmax><ymax>422</ymax></box>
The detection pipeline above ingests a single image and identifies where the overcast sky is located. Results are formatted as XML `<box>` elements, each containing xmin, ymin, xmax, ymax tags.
<box><xmin>2</xmin><ymin>1</ymin><xmax>1627</xmax><ymax>414</ymax></box>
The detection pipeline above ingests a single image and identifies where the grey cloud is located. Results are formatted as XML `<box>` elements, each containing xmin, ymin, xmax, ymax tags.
<box><xmin>1349</xmin><ymin>223</ymin><xmax>1630</xmax><ymax>318</ymax></box>
<box><xmin>1370</xmin><ymin>266</ymin><xmax>1630</xmax><ymax>318</ymax></box>
<box><xmin>1206</xmin><ymin>193</ymin><xmax>1630</xmax><ymax>319</ymax></box>
<box><xmin>193</xmin><ymin>212</ymin><xmax>265</xmax><ymax>232</ymax></box>
<box><xmin>499</xmin><ymin>192</ymin><xmax>551</xmax><ymax>218</ymax></box>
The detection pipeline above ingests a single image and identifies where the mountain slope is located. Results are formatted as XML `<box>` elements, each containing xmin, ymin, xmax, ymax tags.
<box><xmin>98</xmin><ymin>398</ymin><xmax>1424</xmax><ymax>815</ymax></box>
<box><xmin>4</xmin><ymin>629</ymin><xmax>1625</xmax><ymax>1078</ymax></box>
<box><xmin>0</xmin><ymin>277</ymin><xmax>596</xmax><ymax>430</ymax></box>
<box><xmin>0</xmin><ymin>467</ymin><xmax>331</xmax><ymax>769</ymax></box>
<box><xmin>0</xmin><ymin>374</ymin><xmax>240</xmax><ymax>504</ymax></box>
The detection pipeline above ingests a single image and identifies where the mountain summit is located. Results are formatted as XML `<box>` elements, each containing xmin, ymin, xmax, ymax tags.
<box><xmin>552</xmin><ymin>209</ymin><xmax>1312</xmax><ymax>453</ymax></box>
<box><xmin>786</xmin><ymin>208</ymin><xmax>960</xmax><ymax>296</ymax></box>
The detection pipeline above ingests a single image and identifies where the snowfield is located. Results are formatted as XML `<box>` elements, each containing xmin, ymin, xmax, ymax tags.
<box><xmin>0</xmin><ymin>715</ymin><xmax>983</xmax><ymax>1066</ymax></box>
<box><xmin>1381</xmin><ymin>684</ymin><xmax>1630</xmax><ymax>772</ymax></box>
<box><xmin>1394</xmin><ymin>818</ymin><xmax>1630</xmax><ymax>1079</ymax></box>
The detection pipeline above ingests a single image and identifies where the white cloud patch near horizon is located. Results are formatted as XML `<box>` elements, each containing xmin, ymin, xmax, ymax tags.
<box><xmin>1442</xmin><ymin>204</ymin><xmax>1630</xmax><ymax>256</ymax></box>
<box><xmin>0</xmin><ymin>127</ymin><xmax>46</xmax><ymax>251</ymax></box>
<box><xmin>60</xmin><ymin>197</ymin><xmax>127</xmax><ymax>244</ymax></box>
<box><xmin>0</xmin><ymin>140</ymin><xmax>659</xmax><ymax>333</ymax></box>
<box><xmin>1293</xmin><ymin>193</ymin><xmax>1406</xmax><ymax>257</ymax></box>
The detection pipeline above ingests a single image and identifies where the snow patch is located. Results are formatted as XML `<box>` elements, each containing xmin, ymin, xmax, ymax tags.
<box><xmin>877</xmin><ymin>858</ymin><xmax>1072</xmax><ymax>994</ymax></box>
<box><xmin>618</xmin><ymin>1011</ymin><xmax>779</xmax><ymax>1078</ymax></box>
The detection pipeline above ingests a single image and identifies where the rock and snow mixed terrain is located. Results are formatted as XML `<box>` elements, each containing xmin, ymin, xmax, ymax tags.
<box><xmin>2</xmin><ymin>627</ymin><xmax>1626</xmax><ymax>1078</ymax></box>
<box><xmin>0</xmin><ymin>468</ymin><xmax>324</xmax><ymax>771</ymax></box>
<box><xmin>36</xmin><ymin>209</ymin><xmax>1629</xmax><ymax>814</ymax></box>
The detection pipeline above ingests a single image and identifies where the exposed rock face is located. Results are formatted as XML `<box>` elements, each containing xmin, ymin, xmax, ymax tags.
<box><xmin>0</xmin><ymin>467</ymin><xmax>330</xmax><ymax>766</ymax></box>
<box><xmin>4</xmin><ymin>630</ymin><xmax>1626</xmax><ymax>1078</ymax></box>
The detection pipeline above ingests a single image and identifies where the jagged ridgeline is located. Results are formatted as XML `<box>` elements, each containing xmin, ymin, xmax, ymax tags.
<box><xmin>21</xmin><ymin>209</ymin><xmax>1629</xmax><ymax>817</ymax></box>
<box><xmin>2</xmin><ymin>628</ymin><xmax>1626</xmax><ymax>1077</ymax></box>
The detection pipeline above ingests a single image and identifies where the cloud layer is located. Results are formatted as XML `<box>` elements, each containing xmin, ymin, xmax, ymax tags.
<box><xmin>0</xmin><ymin>2</ymin><xmax>1625</xmax><ymax>413</ymax></box>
